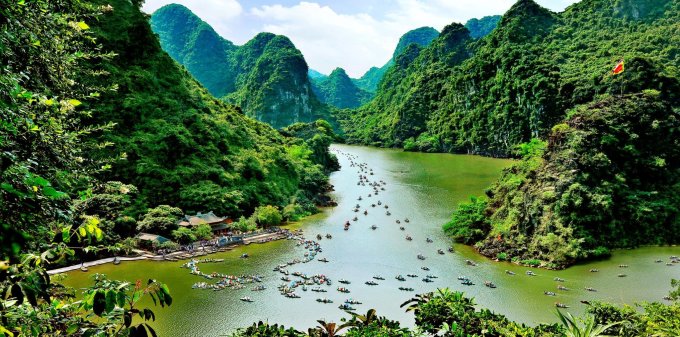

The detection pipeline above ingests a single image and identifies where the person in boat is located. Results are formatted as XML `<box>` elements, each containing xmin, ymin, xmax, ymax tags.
<box><xmin>426</xmin><ymin>238</ymin><xmax>433</xmax><ymax>243</ymax></box>
<box><xmin>371</xmin><ymin>225</ymin><xmax>377</xmax><ymax>230</ymax></box>
<box><xmin>400</xmin><ymin>227</ymin><xmax>405</xmax><ymax>231</ymax></box>
<box><xmin>363</xmin><ymin>210</ymin><xmax>368</xmax><ymax>215</ymax></box>
<box><xmin>386</xmin><ymin>211</ymin><xmax>391</xmax><ymax>216</ymax></box>
<box><xmin>396</xmin><ymin>220</ymin><xmax>401</xmax><ymax>224</ymax></box>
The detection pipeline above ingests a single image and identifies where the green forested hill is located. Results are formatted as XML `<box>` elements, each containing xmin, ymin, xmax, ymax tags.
<box><xmin>150</xmin><ymin>4</ymin><xmax>236</xmax><ymax>97</ymax></box>
<box><xmin>311</xmin><ymin>68</ymin><xmax>372</xmax><ymax>109</ymax></box>
<box><xmin>446</xmin><ymin>91</ymin><xmax>680</xmax><ymax>267</ymax></box>
<box><xmin>150</xmin><ymin>4</ymin><xmax>333</xmax><ymax>129</ymax></box>
<box><xmin>343</xmin><ymin>0</ymin><xmax>680</xmax><ymax>156</ymax></box>
<box><xmin>88</xmin><ymin>0</ymin><xmax>335</xmax><ymax>218</ymax></box>
<box><xmin>353</xmin><ymin>27</ymin><xmax>440</xmax><ymax>93</ymax></box>
<box><xmin>465</xmin><ymin>15</ymin><xmax>502</xmax><ymax>39</ymax></box>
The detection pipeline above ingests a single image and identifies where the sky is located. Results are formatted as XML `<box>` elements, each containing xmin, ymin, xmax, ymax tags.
<box><xmin>142</xmin><ymin>0</ymin><xmax>580</xmax><ymax>78</ymax></box>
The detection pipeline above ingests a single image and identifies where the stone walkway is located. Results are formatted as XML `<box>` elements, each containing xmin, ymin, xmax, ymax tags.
<box><xmin>47</xmin><ymin>231</ymin><xmax>288</xmax><ymax>275</ymax></box>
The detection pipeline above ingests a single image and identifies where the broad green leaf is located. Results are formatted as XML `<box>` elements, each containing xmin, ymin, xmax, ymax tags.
<box><xmin>77</xmin><ymin>21</ymin><xmax>90</xmax><ymax>30</ymax></box>
<box><xmin>68</xmin><ymin>99</ymin><xmax>82</xmax><ymax>107</ymax></box>
<box><xmin>105</xmin><ymin>290</ymin><xmax>116</xmax><ymax>313</ymax></box>
<box><xmin>66</xmin><ymin>324</ymin><xmax>79</xmax><ymax>334</ymax></box>
<box><xmin>93</xmin><ymin>291</ymin><xmax>105</xmax><ymax>316</ymax></box>
<box><xmin>62</xmin><ymin>226</ymin><xmax>72</xmax><ymax>243</ymax></box>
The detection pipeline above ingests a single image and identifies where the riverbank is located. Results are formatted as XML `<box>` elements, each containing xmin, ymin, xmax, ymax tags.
<box><xmin>48</xmin><ymin>231</ymin><xmax>289</xmax><ymax>275</ymax></box>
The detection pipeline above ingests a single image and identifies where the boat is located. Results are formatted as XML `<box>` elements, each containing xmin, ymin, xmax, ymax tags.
<box><xmin>585</xmin><ymin>287</ymin><xmax>597</xmax><ymax>292</ymax></box>
<box><xmin>80</xmin><ymin>264</ymin><xmax>88</xmax><ymax>272</ymax></box>
<box><xmin>398</xmin><ymin>287</ymin><xmax>414</xmax><ymax>291</ymax></box>
<box><xmin>339</xmin><ymin>279</ymin><xmax>351</xmax><ymax>284</ymax></box>
<box><xmin>317</xmin><ymin>234</ymin><xmax>323</xmax><ymax>240</ymax></box>
<box><xmin>373</xmin><ymin>275</ymin><xmax>385</xmax><ymax>280</ymax></box>
<box><xmin>113</xmin><ymin>257</ymin><xmax>121</xmax><ymax>265</ymax></box>
<box><xmin>384</xmin><ymin>205</ymin><xmax>389</xmax><ymax>209</ymax></box>
<box><xmin>363</xmin><ymin>210</ymin><xmax>368</xmax><ymax>215</ymax></box>
<box><xmin>395</xmin><ymin>275</ymin><xmax>406</xmax><ymax>281</ymax></box>
<box><xmin>371</xmin><ymin>225</ymin><xmax>378</xmax><ymax>230</ymax></box>
<box><xmin>663</xmin><ymin>296</ymin><xmax>673</xmax><ymax>301</ymax></box>
<box><xmin>357</xmin><ymin>196</ymin><xmax>362</xmax><ymax>201</ymax></box>
<box><xmin>484</xmin><ymin>281</ymin><xmax>496</xmax><ymax>288</ymax></box>
<box><xmin>352</xmin><ymin>217</ymin><xmax>358</xmax><ymax>221</ymax></box>
<box><xmin>466</xmin><ymin>260</ymin><xmax>477</xmax><ymax>266</ymax></box>
<box><xmin>386</xmin><ymin>211</ymin><xmax>391</xmax><ymax>216</ymax></box>
<box><xmin>406</xmin><ymin>235</ymin><xmax>412</xmax><ymax>241</ymax></box>
<box><xmin>407</xmin><ymin>274</ymin><xmax>418</xmax><ymax>278</ymax></box>
<box><xmin>286</xmin><ymin>293</ymin><xmax>301</xmax><ymax>299</ymax></box>
<box><xmin>505</xmin><ymin>270</ymin><xmax>516</xmax><ymax>275</ymax></box>
<box><xmin>371</xmin><ymin>204</ymin><xmax>376</xmax><ymax>208</ymax></box>
<box><xmin>417</xmin><ymin>254</ymin><xmax>426</xmax><ymax>260</ymax></box>
<box><xmin>544</xmin><ymin>291</ymin><xmax>556</xmax><ymax>296</ymax></box>
<box><xmin>252</xmin><ymin>285</ymin><xmax>266</xmax><ymax>291</ymax></box>
<box><xmin>618</xmin><ymin>274</ymin><xmax>627</xmax><ymax>277</ymax></box>
<box><xmin>404</xmin><ymin>218</ymin><xmax>410</xmax><ymax>223</ymax></box>
<box><xmin>437</xmin><ymin>249</ymin><xmax>445</xmax><ymax>255</ymax></box>
<box><xmin>337</xmin><ymin>287</ymin><xmax>350</xmax><ymax>293</ymax></box>
<box><xmin>557</xmin><ymin>285</ymin><xmax>570</xmax><ymax>291</ymax></box>
<box><xmin>316</xmin><ymin>298</ymin><xmax>333</xmax><ymax>303</ymax></box>
<box><xmin>423</xmin><ymin>278</ymin><xmax>434</xmax><ymax>283</ymax></box>
<box><xmin>396</xmin><ymin>220</ymin><xmax>401</xmax><ymax>224</ymax></box>
<box><xmin>240</xmin><ymin>297</ymin><xmax>254</xmax><ymax>302</ymax></box>
<box><xmin>240</xmin><ymin>253</ymin><xmax>249</xmax><ymax>259</ymax></box>
<box><xmin>338</xmin><ymin>304</ymin><xmax>356</xmax><ymax>311</ymax></box>
<box><xmin>302</xmin><ymin>286</ymin><xmax>308</xmax><ymax>291</ymax></box>
<box><xmin>555</xmin><ymin>303</ymin><xmax>569</xmax><ymax>308</ymax></box>
<box><xmin>426</xmin><ymin>238</ymin><xmax>433</xmax><ymax>243</ymax></box>
<box><xmin>311</xmin><ymin>287</ymin><xmax>327</xmax><ymax>292</ymax></box>
<box><xmin>448</xmin><ymin>246</ymin><xmax>455</xmax><ymax>253</ymax></box>
<box><xmin>345</xmin><ymin>299</ymin><xmax>362</xmax><ymax>304</ymax></box>
<box><xmin>554</xmin><ymin>277</ymin><xmax>565</xmax><ymax>282</ymax></box>
<box><xmin>377</xmin><ymin>201</ymin><xmax>382</xmax><ymax>205</ymax></box>
<box><xmin>365</xmin><ymin>281</ymin><xmax>378</xmax><ymax>286</ymax></box>
<box><xmin>326</xmin><ymin>234</ymin><xmax>332</xmax><ymax>239</ymax></box>
<box><xmin>461</xmin><ymin>279</ymin><xmax>474</xmax><ymax>286</ymax></box>
<box><xmin>400</xmin><ymin>227</ymin><xmax>405</xmax><ymax>231</ymax></box>
<box><xmin>526</xmin><ymin>271</ymin><xmax>537</xmax><ymax>276</ymax></box>
<box><xmin>421</xmin><ymin>266</ymin><xmax>430</xmax><ymax>271</ymax></box>
<box><xmin>655</xmin><ymin>259</ymin><xmax>663</xmax><ymax>263</ymax></box>
<box><xmin>589</xmin><ymin>269</ymin><xmax>599</xmax><ymax>272</ymax></box>
<box><xmin>318</xmin><ymin>258</ymin><xmax>329</xmax><ymax>263</ymax></box>
<box><xmin>619</xmin><ymin>264</ymin><xmax>629</xmax><ymax>268</ymax></box>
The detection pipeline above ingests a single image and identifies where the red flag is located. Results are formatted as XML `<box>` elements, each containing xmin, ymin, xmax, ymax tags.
<box><xmin>612</xmin><ymin>59</ymin><xmax>624</xmax><ymax>75</ymax></box>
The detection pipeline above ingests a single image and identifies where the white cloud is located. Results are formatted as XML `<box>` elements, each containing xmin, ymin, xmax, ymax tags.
<box><xmin>142</xmin><ymin>0</ymin><xmax>243</xmax><ymax>37</ymax></box>
<box><xmin>251</xmin><ymin>2</ymin><xmax>393</xmax><ymax>77</ymax></box>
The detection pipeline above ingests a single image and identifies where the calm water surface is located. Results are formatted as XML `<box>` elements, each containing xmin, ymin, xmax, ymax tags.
<box><xmin>62</xmin><ymin>144</ymin><xmax>680</xmax><ymax>336</ymax></box>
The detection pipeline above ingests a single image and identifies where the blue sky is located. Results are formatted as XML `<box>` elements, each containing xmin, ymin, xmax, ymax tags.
<box><xmin>142</xmin><ymin>0</ymin><xmax>580</xmax><ymax>77</ymax></box>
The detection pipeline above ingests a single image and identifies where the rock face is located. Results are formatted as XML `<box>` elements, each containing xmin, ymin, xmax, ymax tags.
<box><xmin>151</xmin><ymin>4</ymin><xmax>332</xmax><ymax>129</ymax></box>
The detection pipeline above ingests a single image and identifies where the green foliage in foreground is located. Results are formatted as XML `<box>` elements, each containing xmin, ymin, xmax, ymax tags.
<box><xmin>445</xmin><ymin>92</ymin><xmax>680</xmax><ymax>267</ymax></box>
<box><xmin>230</xmin><ymin>286</ymin><xmax>680</xmax><ymax>337</ymax></box>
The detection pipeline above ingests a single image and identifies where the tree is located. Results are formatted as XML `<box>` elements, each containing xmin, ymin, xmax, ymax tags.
<box><xmin>556</xmin><ymin>310</ymin><xmax>620</xmax><ymax>337</ymax></box>
<box><xmin>171</xmin><ymin>227</ymin><xmax>196</xmax><ymax>245</ymax></box>
<box><xmin>194</xmin><ymin>224</ymin><xmax>214</xmax><ymax>240</ymax></box>
<box><xmin>136</xmin><ymin>205</ymin><xmax>183</xmax><ymax>236</ymax></box>
<box><xmin>253</xmin><ymin>205</ymin><xmax>283</xmax><ymax>227</ymax></box>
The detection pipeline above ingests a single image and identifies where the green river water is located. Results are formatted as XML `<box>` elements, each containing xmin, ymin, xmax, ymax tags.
<box><xmin>61</xmin><ymin>144</ymin><xmax>680</xmax><ymax>336</ymax></box>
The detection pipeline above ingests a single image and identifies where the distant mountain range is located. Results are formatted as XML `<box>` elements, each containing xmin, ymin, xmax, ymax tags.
<box><xmin>150</xmin><ymin>4</ymin><xmax>332</xmax><ymax>129</ymax></box>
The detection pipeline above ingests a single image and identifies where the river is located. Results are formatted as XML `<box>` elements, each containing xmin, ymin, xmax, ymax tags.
<box><xmin>61</xmin><ymin>144</ymin><xmax>680</xmax><ymax>336</ymax></box>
